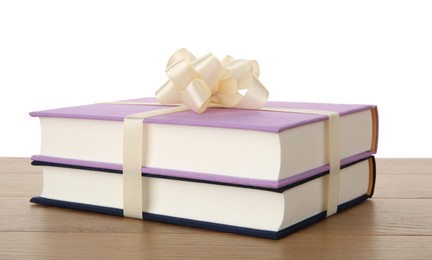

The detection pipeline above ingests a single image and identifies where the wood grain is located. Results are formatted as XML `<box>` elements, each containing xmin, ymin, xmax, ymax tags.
<box><xmin>1</xmin><ymin>157</ymin><xmax>431</xmax><ymax>259</ymax></box>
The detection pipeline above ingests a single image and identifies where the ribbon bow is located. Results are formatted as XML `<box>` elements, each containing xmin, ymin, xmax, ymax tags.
<box><xmin>155</xmin><ymin>48</ymin><xmax>269</xmax><ymax>113</ymax></box>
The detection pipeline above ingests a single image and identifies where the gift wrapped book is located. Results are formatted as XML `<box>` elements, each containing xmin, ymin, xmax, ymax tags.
<box><xmin>30</xmin><ymin>49</ymin><xmax>378</xmax><ymax>239</ymax></box>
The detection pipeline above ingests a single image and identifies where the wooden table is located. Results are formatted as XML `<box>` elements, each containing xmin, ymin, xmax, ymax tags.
<box><xmin>1</xmin><ymin>158</ymin><xmax>431</xmax><ymax>259</ymax></box>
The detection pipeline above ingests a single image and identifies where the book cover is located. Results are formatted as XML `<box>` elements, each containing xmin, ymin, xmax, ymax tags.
<box><xmin>30</xmin><ymin>97</ymin><xmax>378</xmax><ymax>134</ymax></box>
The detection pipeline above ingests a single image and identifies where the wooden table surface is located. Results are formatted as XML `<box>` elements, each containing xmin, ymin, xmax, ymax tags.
<box><xmin>1</xmin><ymin>158</ymin><xmax>431</xmax><ymax>259</ymax></box>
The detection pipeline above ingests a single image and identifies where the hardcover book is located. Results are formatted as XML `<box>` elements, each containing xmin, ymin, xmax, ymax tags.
<box><xmin>30</xmin><ymin>98</ymin><xmax>378</xmax><ymax>188</ymax></box>
<box><xmin>31</xmin><ymin>155</ymin><xmax>375</xmax><ymax>239</ymax></box>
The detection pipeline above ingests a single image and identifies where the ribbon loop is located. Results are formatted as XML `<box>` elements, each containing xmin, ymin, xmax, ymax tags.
<box><xmin>223</xmin><ymin>59</ymin><xmax>254</xmax><ymax>87</ymax></box>
<box><xmin>191</xmin><ymin>53</ymin><xmax>221</xmax><ymax>94</ymax></box>
<box><xmin>234</xmin><ymin>75</ymin><xmax>269</xmax><ymax>109</ymax></box>
<box><xmin>183</xmin><ymin>78</ymin><xmax>212</xmax><ymax>113</ymax></box>
<box><xmin>156</xmin><ymin>80</ymin><xmax>182</xmax><ymax>104</ymax></box>
<box><xmin>166</xmin><ymin>59</ymin><xmax>197</xmax><ymax>90</ymax></box>
<box><xmin>155</xmin><ymin>49</ymin><xmax>269</xmax><ymax>113</ymax></box>
<box><xmin>167</xmin><ymin>48</ymin><xmax>196</xmax><ymax>67</ymax></box>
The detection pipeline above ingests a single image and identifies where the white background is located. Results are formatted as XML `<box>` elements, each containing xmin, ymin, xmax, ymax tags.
<box><xmin>1</xmin><ymin>0</ymin><xmax>431</xmax><ymax>157</ymax></box>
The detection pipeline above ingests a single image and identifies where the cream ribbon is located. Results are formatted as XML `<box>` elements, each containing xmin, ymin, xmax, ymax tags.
<box><xmin>263</xmin><ymin>107</ymin><xmax>341</xmax><ymax>217</ymax></box>
<box><xmin>121</xmin><ymin>49</ymin><xmax>341</xmax><ymax>219</ymax></box>
<box><xmin>155</xmin><ymin>48</ymin><xmax>269</xmax><ymax>113</ymax></box>
<box><xmin>123</xmin><ymin>105</ymin><xmax>189</xmax><ymax>218</ymax></box>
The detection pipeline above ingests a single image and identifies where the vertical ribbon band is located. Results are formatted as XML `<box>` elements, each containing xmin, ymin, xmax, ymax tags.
<box><xmin>121</xmin><ymin>104</ymin><xmax>341</xmax><ymax>219</ymax></box>
<box><xmin>122</xmin><ymin>105</ymin><xmax>189</xmax><ymax>218</ymax></box>
<box><xmin>262</xmin><ymin>107</ymin><xmax>341</xmax><ymax>217</ymax></box>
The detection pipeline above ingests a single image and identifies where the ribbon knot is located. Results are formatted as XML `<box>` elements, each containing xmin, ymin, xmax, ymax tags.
<box><xmin>155</xmin><ymin>48</ymin><xmax>269</xmax><ymax>113</ymax></box>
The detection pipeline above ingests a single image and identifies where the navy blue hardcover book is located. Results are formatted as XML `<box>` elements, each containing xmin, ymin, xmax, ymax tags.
<box><xmin>30</xmin><ymin>156</ymin><xmax>375</xmax><ymax>239</ymax></box>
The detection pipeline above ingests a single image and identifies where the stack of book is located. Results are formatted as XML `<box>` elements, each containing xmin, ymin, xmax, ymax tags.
<box><xmin>30</xmin><ymin>98</ymin><xmax>378</xmax><ymax>239</ymax></box>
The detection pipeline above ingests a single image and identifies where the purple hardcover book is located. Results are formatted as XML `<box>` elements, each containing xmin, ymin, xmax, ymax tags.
<box><xmin>30</xmin><ymin>98</ymin><xmax>378</xmax><ymax>188</ymax></box>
